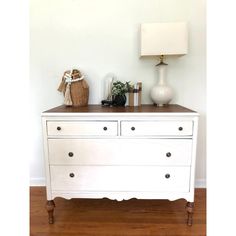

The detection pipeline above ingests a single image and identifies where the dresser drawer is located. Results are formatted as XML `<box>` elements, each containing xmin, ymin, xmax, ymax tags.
<box><xmin>48</xmin><ymin>139</ymin><xmax>192</xmax><ymax>166</ymax></box>
<box><xmin>50</xmin><ymin>166</ymin><xmax>190</xmax><ymax>192</ymax></box>
<box><xmin>121</xmin><ymin>121</ymin><xmax>193</xmax><ymax>136</ymax></box>
<box><xmin>47</xmin><ymin>121</ymin><xmax>118</xmax><ymax>136</ymax></box>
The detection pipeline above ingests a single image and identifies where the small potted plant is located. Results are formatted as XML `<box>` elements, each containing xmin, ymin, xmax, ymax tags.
<box><xmin>112</xmin><ymin>81</ymin><xmax>131</xmax><ymax>106</ymax></box>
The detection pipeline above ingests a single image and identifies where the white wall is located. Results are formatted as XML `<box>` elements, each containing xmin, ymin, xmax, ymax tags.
<box><xmin>30</xmin><ymin>0</ymin><xmax>206</xmax><ymax>186</ymax></box>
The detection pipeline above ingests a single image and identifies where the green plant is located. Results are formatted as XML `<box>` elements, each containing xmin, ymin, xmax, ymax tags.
<box><xmin>111</xmin><ymin>81</ymin><xmax>131</xmax><ymax>96</ymax></box>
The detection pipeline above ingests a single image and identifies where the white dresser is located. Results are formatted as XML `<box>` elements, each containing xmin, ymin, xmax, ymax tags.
<box><xmin>42</xmin><ymin>104</ymin><xmax>199</xmax><ymax>225</ymax></box>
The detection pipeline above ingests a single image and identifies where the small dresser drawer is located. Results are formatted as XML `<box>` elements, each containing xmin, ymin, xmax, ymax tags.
<box><xmin>47</xmin><ymin>121</ymin><xmax>118</xmax><ymax>136</ymax></box>
<box><xmin>121</xmin><ymin>121</ymin><xmax>193</xmax><ymax>136</ymax></box>
<box><xmin>48</xmin><ymin>139</ymin><xmax>192</xmax><ymax>166</ymax></box>
<box><xmin>50</xmin><ymin>166</ymin><xmax>190</xmax><ymax>192</ymax></box>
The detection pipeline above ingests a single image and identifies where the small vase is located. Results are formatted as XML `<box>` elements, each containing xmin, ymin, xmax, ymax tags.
<box><xmin>113</xmin><ymin>95</ymin><xmax>126</xmax><ymax>106</ymax></box>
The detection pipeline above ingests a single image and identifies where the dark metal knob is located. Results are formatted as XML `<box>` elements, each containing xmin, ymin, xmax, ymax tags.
<box><xmin>57</xmin><ymin>126</ymin><xmax>61</xmax><ymax>131</ymax></box>
<box><xmin>166</xmin><ymin>152</ymin><xmax>171</xmax><ymax>157</ymax></box>
<box><xmin>131</xmin><ymin>127</ymin><xmax>135</xmax><ymax>131</ymax></box>
<box><xmin>69</xmin><ymin>173</ymin><xmax>75</xmax><ymax>178</ymax></box>
<box><xmin>178</xmin><ymin>127</ymin><xmax>183</xmax><ymax>131</ymax></box>
<box><xmin>68</xmin><ymin>152</ymin><xmax>74</xmax><ymax>157</ymax></box>
<box><xmin>103</xmin><ymin>127</ymin><xmax>108</xmax><ymax>131</ymax></box>
<box><xmin>165</xmin><ymin>174</ymin><xmax>170</xmax><ymax>179</ymax></box>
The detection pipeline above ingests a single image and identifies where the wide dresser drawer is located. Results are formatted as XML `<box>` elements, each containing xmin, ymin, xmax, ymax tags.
<box><xmin>47</xmin><ymin>121</ymin><xmax>118</xmax><ymax>136</ymax></box>
<box><xmin>121</xmin><ymin>121</ymin><xmax>193</xmax><ymax>136</ymax></box>
<box><xmin>48</xmin><ymin>139</ymin><xmax>192</xmax><ymax>166</ymax></box>
<box><xmin>50</xmin><ymin>166</ymin><xmax>190</xmax><ymax>192</ymax></box>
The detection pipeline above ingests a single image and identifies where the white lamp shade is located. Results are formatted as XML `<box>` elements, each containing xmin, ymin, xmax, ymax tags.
<box><xmin>140</xmin><ymin>22</ymin><xmax>188</xmax><ymax>56</ymax></box>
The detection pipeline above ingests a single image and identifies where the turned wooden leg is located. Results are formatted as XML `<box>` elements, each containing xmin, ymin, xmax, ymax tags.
<box><xmin>46</xmin><ymin>200</ymin><xmax>55</xmax><ymax>224</ymax></box>
<box><xmin>186</xmin><ymin>202</ymin><xmax>194</xmax><ymax>226</ymax></box>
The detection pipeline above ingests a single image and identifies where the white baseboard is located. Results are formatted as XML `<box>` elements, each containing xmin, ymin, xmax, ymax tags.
<box><xmin>195</xmin><ymin>179</ymin><xmax>206</xmax><ymax>188</ymax></box>
<box><xmin>30</xmin><ymin>177</ymin><xmax>45</xmax><ymax>186</ymax></box>
<box><xmin>30</xmin><ymin>177</ymin><xmax>206</xmax><ymax>188</ymax></box>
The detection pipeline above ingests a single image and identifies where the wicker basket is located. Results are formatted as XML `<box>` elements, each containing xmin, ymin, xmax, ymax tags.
<box><xmin>58</xmin><ymin>69</ymin><xmax>89</xmax><ymax>107</ymax></box>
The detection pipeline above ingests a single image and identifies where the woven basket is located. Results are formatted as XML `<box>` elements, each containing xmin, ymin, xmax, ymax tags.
<box><xmin>67</xmin><ymin>69</ymin><xmax>89</xmax><ymax>107</ymax></box>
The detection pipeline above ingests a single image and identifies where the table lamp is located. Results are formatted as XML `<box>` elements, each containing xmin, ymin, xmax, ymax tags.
<box><xmin>140</xmin><ymin>22</ymin><xmax>188</xmax><ymax>106</ymax></box>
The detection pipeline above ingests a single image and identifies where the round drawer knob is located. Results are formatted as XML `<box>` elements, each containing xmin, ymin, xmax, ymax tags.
<box><xmin>131</xmin><ymin>127</ymin><xmax>135</xmax><ymax>131</ymax></box>
<box><xmin>103</xmin><ymin>127</ymin><xmax>108</xmax><ymax>131</ymax></box>
<box><xmin>68</xmin><ymin>152</ymin><xmax>74</xmax><ymax>157</ymax></box>
<box><xmin>57</xmin><ymin>126</ymin><xmax>61</xmax><ymax>131</ymax></box>
<box><xmin>165</xmin><ymin>174</ymin><xmax>170</xmax><ymax>179</ymax></box>
<box><xmin>178</xmin><ymin>127</ymin><xmax>183</xmax><ymax>131</ymax></box>
<box><xmin>166</xmin><ymin>152</ymin><xmax>171</xmax><ymax>157</ymax></box>
<box><xmin>69</xmin><ymin>173</ymin><xmax>75</xmax><ymax>178</ymax></box>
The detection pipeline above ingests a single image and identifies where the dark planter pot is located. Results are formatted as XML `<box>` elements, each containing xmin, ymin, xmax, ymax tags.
<box><xmin>113</xmin><ymin>95</ymin><xmax>126</xmax><ymax>106</ymax></box>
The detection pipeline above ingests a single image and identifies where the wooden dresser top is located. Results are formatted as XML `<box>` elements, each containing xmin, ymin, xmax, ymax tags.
<box><xmin>43</xmin><ymin>104</ymin><xmax>196</xmax><ymax>113</ymax></box>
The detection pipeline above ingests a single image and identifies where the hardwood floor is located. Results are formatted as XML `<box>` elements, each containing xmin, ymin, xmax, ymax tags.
<box><xmin>30</xmin><ymin>187</ymin><xmax>206</xmax><ymax>236</ymax></box>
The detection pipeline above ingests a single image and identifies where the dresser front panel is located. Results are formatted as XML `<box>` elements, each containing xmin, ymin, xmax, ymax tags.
<box><xmin>48</xmin><ymin>138</ymin><xmax>192</xmax><ymax>166</ymax></box>
<box><xmin>121</xmin><ymin>121</ymin><xmax>193</xmax><ymax>136</ymax></box>
<box><xmin>50</xmin><ymin>166</ymin><xmax>190</xmax><ymax>192</ymax></box>
<box><xmin>47</xmin><ymin>121</ymin><xmax>118</xmax><ymax>136</ymax></box>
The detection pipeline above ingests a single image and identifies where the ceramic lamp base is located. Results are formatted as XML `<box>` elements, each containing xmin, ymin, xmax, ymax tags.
<box><xmin>150</xmin><ymin>63</ymin><xmax>174</xmax><ymax>106</ymax></box>
<box><xmin>150</xmin><ymin>84</ymin><xmax>174</xmax><ymax>106</ymax></box>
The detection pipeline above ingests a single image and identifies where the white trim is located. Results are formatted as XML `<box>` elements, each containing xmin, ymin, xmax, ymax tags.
<box><xmin>30</xmin><ymin>177</ymin><xmax>206</xmax><ymax>188</ymax></box>
<box><xmin>195</xmin><ymin>179</ymin><xmax>206</xmax><ymax>188</ymax></box>
<box><xmin>30</xmin><ymin>177</ymin><xmax>45</xmax><ymax>186</ymax></box>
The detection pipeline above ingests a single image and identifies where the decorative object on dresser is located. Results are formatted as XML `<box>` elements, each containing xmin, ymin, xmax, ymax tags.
<box><xmin>111</xmin><ymin>80</ymin><xmax>131</xmax><ymax>106</ymax></box>
<box><xmin>128</xmin><ymin>82</ymin><xmax>142</xmax><ymax>106</ymax></box>
<box><xmin>57</xmin><ymin>69</ymin><xmax>89</xmax><ymax>106</ymax></box>
<box><xmin>42</xmin><ymin>104</ymin><xmax>199</xmax><ymax>226</ymax></box>
<box><xmin>101</xmin><ymin>73</ymin><xmax>116</xmax><ymax>106</ymax></box>
<box><xmin>140</xmin><ymin>22</ymin><xmax>188</xmax><ymax>106</ymax></box>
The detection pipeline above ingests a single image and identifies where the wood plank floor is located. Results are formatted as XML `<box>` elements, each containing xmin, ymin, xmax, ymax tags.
<box><xmin>30</xmin><ymin>187</ymin><xmax>206</xmax><ymax>236</ymax></box>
